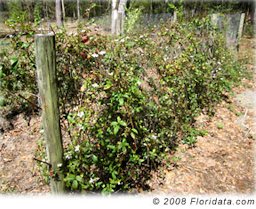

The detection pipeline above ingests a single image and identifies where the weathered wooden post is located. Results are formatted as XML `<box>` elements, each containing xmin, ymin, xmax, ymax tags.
<box><xmin>173</xmin><ymin>11</ymin><xmax>177</xmax><ymax>22</ymax></box>
<box><xmin>35</xmin><ymin>33</ymin><xmax>65</xmax><ymax>193</ymax></box>
<box><xmin>211</xmin><ymin>13</ymin><xmax>241</xmax><ymax>58</ymax></box>
<box><xmin>117</xmin><ymin>12</ymin><xmax>124</xmax><ymax>34</ymax></box>
<box><xmin>238</xmin><ymin>13</ymin><xmax>245</xmax><ymax>44</ymax></box>
<box><xmin>226</xmin><ymin>13</ymin><xmax>241</xmax><ymax>53</ymax></box>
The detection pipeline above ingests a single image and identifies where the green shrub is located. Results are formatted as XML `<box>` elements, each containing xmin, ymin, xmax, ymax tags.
<box><xmin>60</xmin><ymin>17</ymin><xmax>245</xmax><ymax>194</ymax></box>
<box><xmin>125</xmin><ymin>7</ymin><xmax>142</xmax><ymax>33</ymax></box>
<box><xmin>1</xmin><ymin>15</ymin><xmax>247</xmax><ymax>194</ymax></box>
<box><xmin>0</xmin><ymin>32</ymin><xmax>37</xmax><ymax>110</ymax></box>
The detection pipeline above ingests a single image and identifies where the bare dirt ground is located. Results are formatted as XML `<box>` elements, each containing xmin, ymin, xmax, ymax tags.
<box><xmin>0</xmin><ymin>115</ymin><xmax>50</xmax><ymax>193</ymax></box>
<box><xmin>148</xmin><ymin>86</ymin><xmax>255</xmax><ymax>194</ymax></box>
<box><xmin>0</xmin><ymin>37</ymin><xmax>255</xmax><ymax>194</ymax></box>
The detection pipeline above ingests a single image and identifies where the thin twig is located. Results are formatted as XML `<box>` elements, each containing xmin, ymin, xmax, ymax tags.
<box><xmin>17</xmin><ymin>93</ymin><xmax>41</xmax><ymax>110</ymax></box>
<box><xmin>33</xmin><ymin>157</ymin><xmax>52</xmax><ymax>168</ymax></box>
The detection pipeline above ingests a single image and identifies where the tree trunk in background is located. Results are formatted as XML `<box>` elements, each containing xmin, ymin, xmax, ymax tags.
<box><xmin>111</xmin><ymin>0</ymin><xmax>118</xmax><ymax>34</ymax></box>
<box><xmin>0</xmin><ymin>0</ymin><xmax>3</xmax><ymax>21</ymax></box>
<box><xmin>253</xmin><ymin>1</ymin><xmax>256</xmax><ymax>24</ymax></box>
<box><xmin>111</xmin><ymin>0</ymin><xmax>127</xmax><ymax>35</ymax></box>
<box><xmin>73</xmin><ymin>9</ymin><xmax>76</xmax><ymax>20</ymax></box>
<box><xmin>77</xmin><ymin>0</ymin><xmax>80</xmax><ymax>20</ymax></box>
<box><xmin>150</xmin><ymin>0</ymin><xmax>153</xmax><ymax>15</ymax></box>
<box><xmin>253</xmin><ymin>2</ymin><xmax>256</xmax><ymax>34</ymax></box>
<box><xmin>61</xmin><ymin>0</ymin><xmax>65</xmax><ymax>21</ymax></box>
<box><xmin>55</xmin><ymin>0</ymin><xmax>63</xmax><ymax>27</ymax></box>
<box><xmin>117</xmin><ymin>0</ymin><xmax>127</xmax><ymax>34</ymax></box>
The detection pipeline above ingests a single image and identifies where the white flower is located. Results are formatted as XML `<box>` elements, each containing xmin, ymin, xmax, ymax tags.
<box><xmin>75</xmin><ymin>145</ymin><xmax>80</xmax><ymax>152</ymax></box>
<box><xmin>107</xmin><ymin>71</ymin><xmax>114</xmax><ymax>76</ymax></box>
<box><xmin>57</xmin><ymin>163</ymin><xmax>62</xmax><ymax>168</ymax></box>
<box><xmin>163</xmin><ymin>95</ymin><xmax>168</xmax><ymax>100</ymax></box>
<box><xmin>77</xmin><ymin>111</ymin><xmax>84</xmax><ymax>118</ymax></box>
<box><xmin>217</xmin><ymin>61</ymin><xmax>221</xmax><ymax>65</ymax></box>
<box><xmin>39</xmin><ymin>129</ymin><xmax>44</xmax><ymax>134</ymax></box>
<box><xmin>120</xmin><ymin>39</ymin><xmax>125</xmax><ymax>43</ymax></box>
<box><xmin>151</xmin><ymin>134</ymin><xmax>157</xmax><ymax>140</ymax></box>
<box><xmin>91</xmin><ymin>53</ymin><xmax>99</xmax><ymax>58</ymax></box>
<box><xmin>89</xmin><ymin>177</ymin><xmax>99</xmax><ymax>184</ymax></box>
<box><xmin>99</xmin><ymin>50</ymin><xmax>106</xmax><ymax>55</ymax></box>
<box><xmin>92</xmin><ymin>83</ymin><xmax>99</xmax><ymax>88</ymax></box>
<box><xmin>65</xmin><ymin>153</ymin><xmax>72</xmax><ymax>160</ymax></box>
<box><xmin>67</xmin><ymin>32</ymin><xmax>73</xmax><ymax>36</ymax></box>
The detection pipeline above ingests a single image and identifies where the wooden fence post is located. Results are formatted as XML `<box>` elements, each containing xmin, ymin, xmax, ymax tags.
<box><xmin>238</xmin><ymin>13</ymin><xmax>245</xmax><ymax>43</ymax></box>
<box><xmin>35</xmin><ymin>33</ymin><xmax>65</xmax><ymax>193</ymax></box>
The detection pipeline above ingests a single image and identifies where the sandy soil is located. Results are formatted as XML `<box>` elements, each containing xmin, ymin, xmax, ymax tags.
<box><xmin>148</xmin><ymin>83</ymin><xmax>255</xmax><ymax>194</ymax></box>
<box><xmin>0</xmin><ymin>115</ymin><xmax>50</xmax><ymax>193</ymax></box>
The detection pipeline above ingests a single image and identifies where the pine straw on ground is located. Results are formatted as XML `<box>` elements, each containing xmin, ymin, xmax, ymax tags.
<box><xmin>0</xmin><ymin>115</ymin><xmax>50</xmax><ymax>193</ymax></box>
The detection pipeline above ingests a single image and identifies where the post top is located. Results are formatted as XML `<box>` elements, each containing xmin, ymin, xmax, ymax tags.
<box><xmin>35</xmin><ymin>32</ymin><xmax>55</xmax><ymax>37</ymax></box>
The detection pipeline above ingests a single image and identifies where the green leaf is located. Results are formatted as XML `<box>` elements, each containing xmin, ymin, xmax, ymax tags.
<box><xmin>131</xmin><ymin>128</ymin><xmax>138</xmax><ymax>134</ymax></box>
<box><xmin>92</xmin><ymin>155</ymin><xmax>98</xmax><ymax>163</ymax></box>
<box><xmin>107</xmin><ymin>144</ymin><xmax>116</xmax><ymax>150</ymax></box>
<box><xmin>0</xmin><ymin>96</ymin><xmax>5</xmax><ymax>107</ymax></box>
<box><xmin>104</xmin><ymin>81</ymin><xmax>112</xmax><ymax>90</ymax></box>
<box><xmin>168</xmin><ymin>3</ymin><xmax>177</xmax><ymax>10</ymax></box>
<box><xmin>130</xmin><ymin>132</ymin><xmax>136</xmax><ymax>139</ymax></box>
<box><xmin>119</xmin><ymin>120</ymin><xmax>127</xmax><ymax>127</ymax></box>
<box><xmin>65</xmin><ymin>174</ymin><xmax>76</xmax><ymax>181</ymax></box>
<box><xmin>72</xmin><ymin>180</ymin><xmax>78</xmax><ymax>190</ymax></box>
<box><xmin>0</xmin><ymin>66</ymin><xmax>3</xmax><ymax>78</ymax></box>
<box><xmin>111</xmin><ymin>121</ymin><xmax>118</xmax><ymax>126</ymax></box>
<box><xmin>76</xmin><ymin>176</ymin><xmax>83</xmax><ymax>183</ymax></box>
<box><xmin>119</xmin><ymin>97</ymin><xmax>124</xmax><ymax>106</ymax></box>
<box><xmin>96</xmin><ymin>181</ymin><xmax>103</xmax><ymax>187</ymax></box>
<box><xmin>113</xmin><ymin>125</ymin><xmax>120</xmax><ymax>135</ymax></box>
<box><xmin>10</xmin><ymin>57</ymin><xmax>18</xmax><ymax>67</ymax></box>
<box><xmin>111</xmin><ymin>171</ymin><xmax>117</xmax><ymax>180</ymax></box>
<box><xmin>21</xmin><ymin>42</ymin><xmax>30</xmax><ymax>49</ymax></box>
<box><xmin>122</xmin><ymin>146</ymin><xmax>127</xmax><ymax>152</ymax></box>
